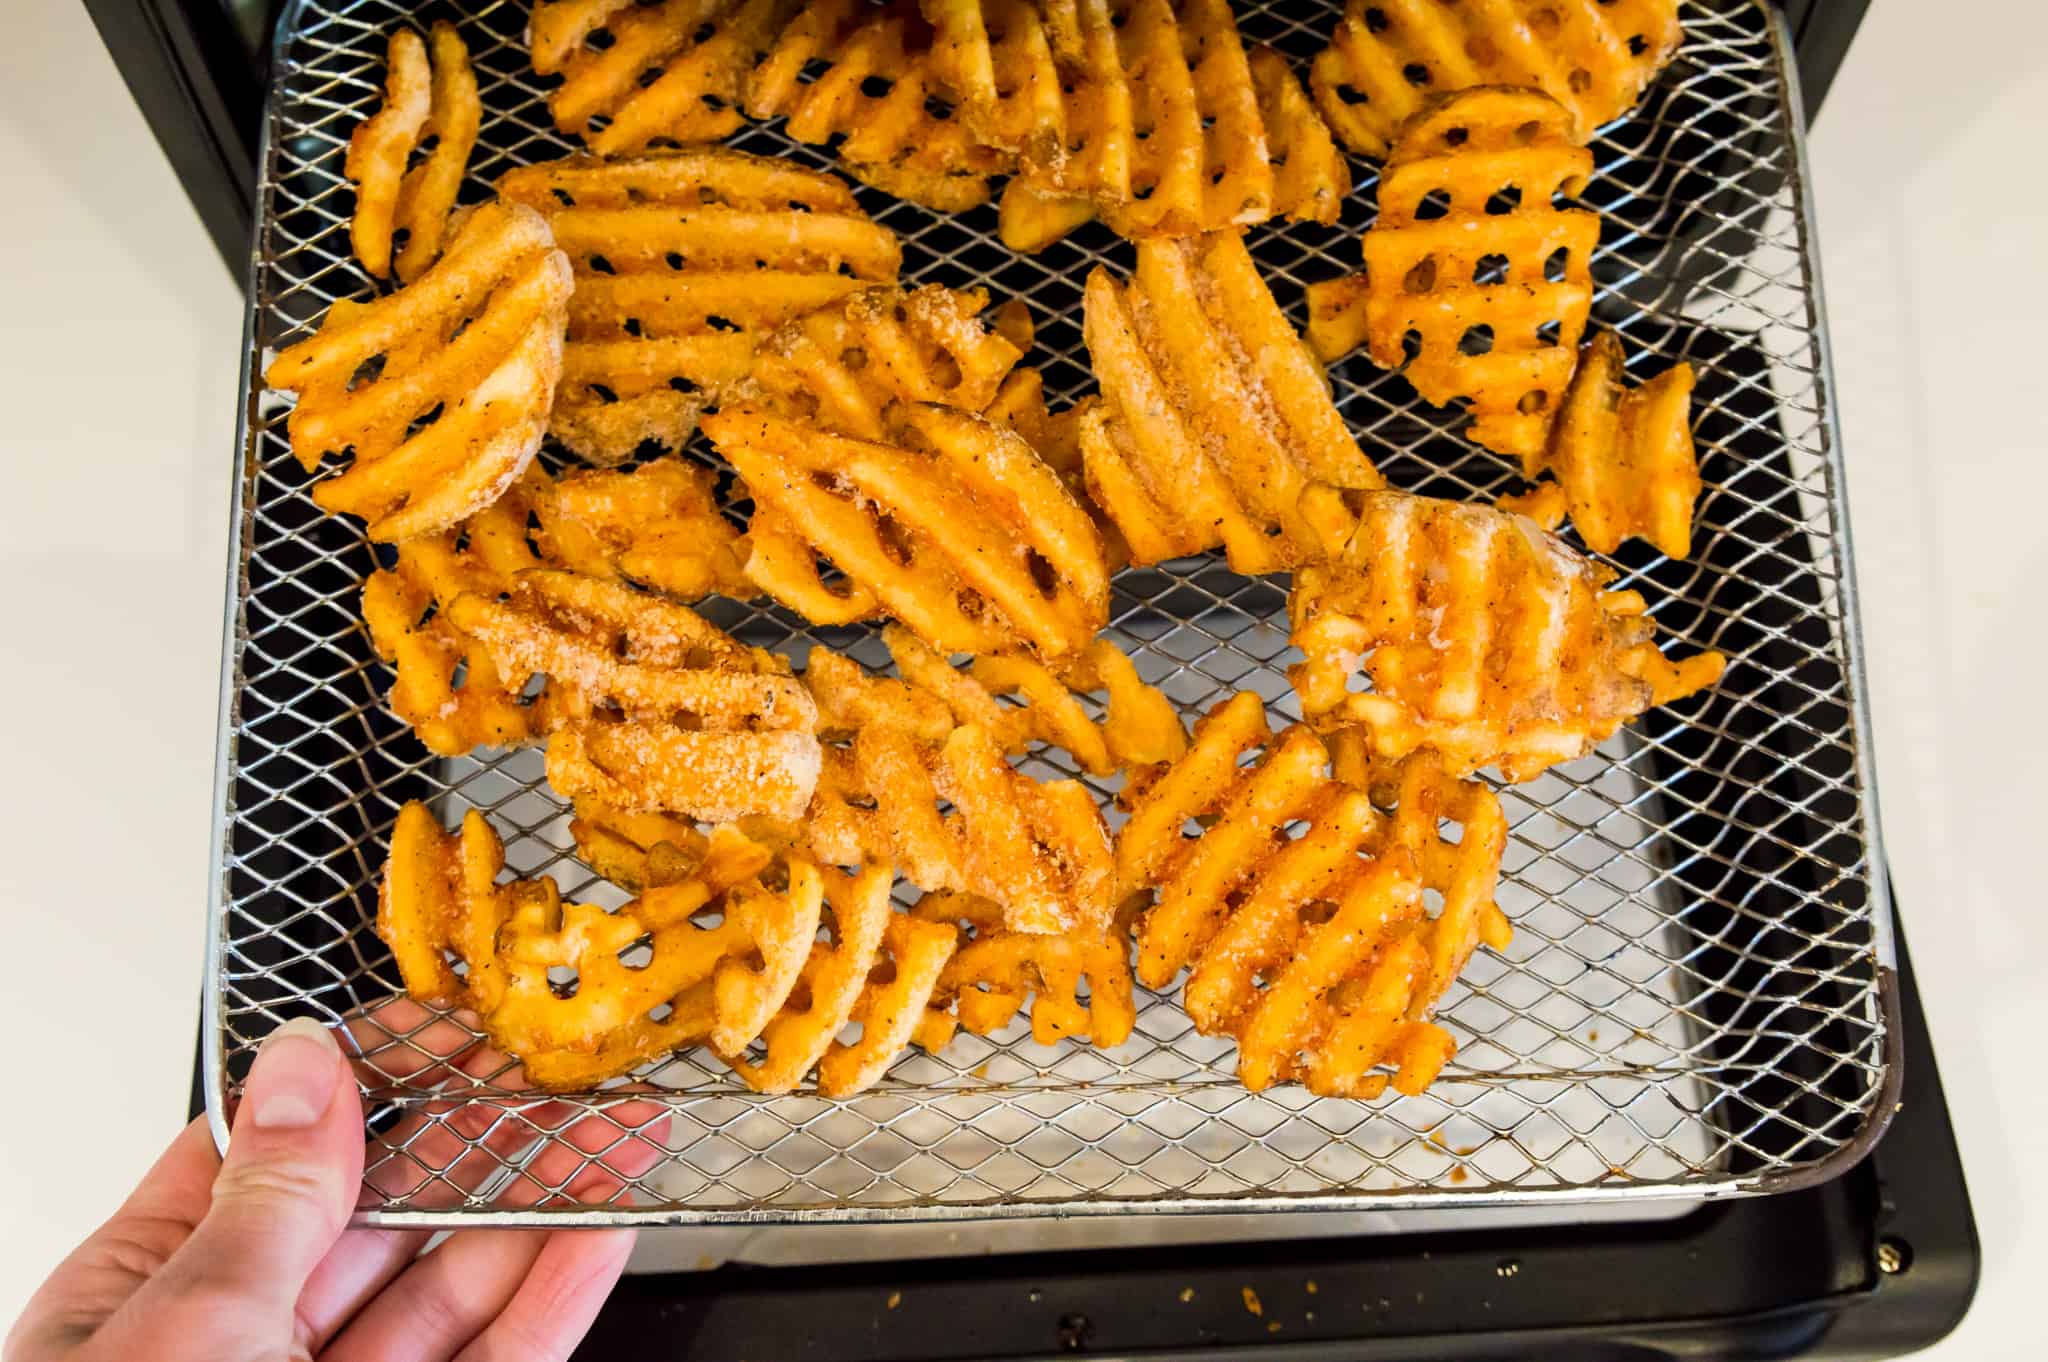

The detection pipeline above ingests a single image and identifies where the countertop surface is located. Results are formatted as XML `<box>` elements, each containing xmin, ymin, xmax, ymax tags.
<box><xmin>0</xmin><ymin>0</ymin><xmax>2038</xmax><ymax>1355</ymax></box>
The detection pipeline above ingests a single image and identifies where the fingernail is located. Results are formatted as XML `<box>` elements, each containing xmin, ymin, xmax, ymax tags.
<box><xmin>247</xmin><ymin>1017</ymin><xmax>342</xmax><ymax>1130</ymax></box>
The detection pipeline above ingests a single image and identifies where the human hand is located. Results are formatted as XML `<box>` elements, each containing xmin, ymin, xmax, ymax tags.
<box><xmin>6</xmin><ymin>1005</ymin><xmax>668</xmax><ymax>1362</ymax></box>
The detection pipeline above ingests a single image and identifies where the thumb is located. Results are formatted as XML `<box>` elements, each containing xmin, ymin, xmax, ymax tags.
<box><xmin>95</xmin><ymin>1018</ymin><xmax>365</xmax><ymax>1357</ymax></box>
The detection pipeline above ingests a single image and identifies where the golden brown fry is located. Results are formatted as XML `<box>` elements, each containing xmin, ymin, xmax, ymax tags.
<box><xmin>740</xmin><ymin>285</ymin><xmax>1028</xmax><ymax>441</ymax></box>
<box><xmin>497</xmin><ymin>152</ymin><xmax>900</xmax><ymax>463</ymax></box>
<box><xmin>390</xmin><ymin>23</ymin><xmax>481</xmax><ymax>282</ymax></box>
<box><xmin>727</xmin><ymin>864</ymin><xmax>895</xmax><ymax>1092</ymax></box>
<box><xmin>266</xmin><ymin>202</ymin><xmax>571</xmax><ymax>539</ymax></box>
<box><xmin>1081</xmin><ymin>232</ymin><xmax>1381</xmax><ymax>572</ymax></box>
<box><xmin>1305</xmin><ymin>87</ymin><xmax>1598</xmax><ymax>462</ymax></box>
<box><xmin>709</xmin><ymin>402</ymin><xmax>1108</xmax><ymax>657</ymax></box>
<box><xmin>807</xmin><ymin>622</ymin><xmax>1185</xmax><ymax>777</ymax></box>
<box><xmin>346</xmin><ymin>28</ymin><xmax>431</xmax><ymax>279</ymax></box>
<box><xmin>1498</xmin><ymin>331</ymin><xmax>1699</xmax><ymax>558</ymax></box>
<box><xmin>449</xmin><ymin>570</ymin><xmax>822</xmax><ymax>821</ymax></box>
<box><xmin>1290</xmin><ymin>486</ymin><xmax>1725</xmax><ymax>782</ymax></box>
<box><xmin>912</xmin><ymin>891</ymin><xmax>1136</xmax><ymax>1048</ymax></box>
<box><xmin>817</xmin><ymin>913</ymin><xmax>959</xmax><ymax>1095</ymax></box>
<box><xmin>529</xmin><ymin>0</ymin><xmax>798</xmax><ymax>155</ymax></box>
<box><xmin>751</xmin><ymin>0</ymin><xmax>1011</xmax><ymax>211</ymax></box>
<box><xmin>1249</xmin><ymin>45</ymin><xmax>1349</xmax><ymax>227</ymax></box>
<box><xmin>1311</xmin><ymin>0</ymin><xmax>1683</xmax><ymax>158</ymax></box>
<box><xmin>361</xmin><ymin>467</ymin><xmax>556</xmax><ymax>756</ymax></box>
<box><xmin>802</xmin><ymin>692</ymin><xmax>1116</xmax><ymax>935</ymax></box>
<box><xmin>377</xmin><ymin>803</ymin><xmax>785</xmax><ymax>1087</ymax></box>
<box><xmin>1117</xmin><ymin>693</ymin><xmax>1509</xmax><ymax>1097</ymax></box>
<box><xmin>534</xmin><ymin>457</ymin><xmax>750</xmax><ymax>599</ymax></box>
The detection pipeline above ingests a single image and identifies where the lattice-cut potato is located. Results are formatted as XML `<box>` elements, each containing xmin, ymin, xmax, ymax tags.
<box><xmin>1498</xmin><ymin>330</ymin><xmax>1699</xmax><ymax>558</ymax></box>
<box><xmin>1081</xmin><ymin>232</ymin><xmax>1381</xmax><ymax>572</ymax></box>
<box><xmin>708</xmin><ymin>402</ymin><xmax>1109</xmax><ymax>658</ymax></box>
<box><xmin>534</xmin><ymin>457</ymin><xmax>751</xmax><ymax>599</ymax></box>
<box><xmin>528</xmin><ymin>0</ymin><xmax>800</xmax><ymax>155</ymax></box>
<box><xmin>377</xmin><ymin>802</ymin><xmax>800</xmax><ymax>1089</ymax></box>
<box><xmin>348</xmin><ymin>22</ymin><xmax>481</xmax><ymax>281</ymax></box>
<box><xmin>1116</xmin><ymin>692</ymin><xmax>1511</xmax><ymax>1098</ymax></box>
<box><xmin>739</xmin><ymin>284</ymin><xmax>1031</xmax><ymax>441</ymax></box>
<box><xmin>1311</xmin><ymin>0</ymin><xmax>1682</xmax><ymax>158</ymax></box>
<box><xmin>266</xmin><ymin>201</ymin><xmax>571</xmax><ymax>539</ymax></box>
<box><xmin>750</xmin><ymin>0</ymin><xmax>1013</xmax><ymax>210</ymax></box>
<box><xmin>449</xmin><ymin>570</ymin><xmax>822</xmax><ymax>822</ymax></box>
<box><xmin>1289</xmin><ymin>486</ymin><xmax>1725</xmax><ymax>783</ymax></box>
<box><xmin>1305</xmin><ymin>87</ymin><xmax>1598</xmax><ymax>462</ymax></box>
<box><xmin>912</xmin><ymin>891</ymin><xmax>1135</xmax><ymax>1048</ymax></box>
<box><xmin>497</xmin><ymin>152</ymin><xmax>900</xmax><ymax>463</ymax></box>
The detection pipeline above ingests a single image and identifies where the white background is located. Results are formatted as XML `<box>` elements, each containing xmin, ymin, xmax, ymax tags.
<box><xmin>0</xmin><ymin>0</ymin><xmax>2038</xmax><ymax>1354</ymax></box>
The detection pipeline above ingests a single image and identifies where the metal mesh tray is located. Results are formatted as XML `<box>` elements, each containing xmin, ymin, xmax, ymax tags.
<box><xmin>208</xmin><ymin>0</ymin><xmax>1898</xmax><ymax>1225</ymax></box>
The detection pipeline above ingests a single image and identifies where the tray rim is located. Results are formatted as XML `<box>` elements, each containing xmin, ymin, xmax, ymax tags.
<box><xmin>202</xmin><ymin>0</ymin><xmax>1903</xmax><ymax>1225</ymax></box>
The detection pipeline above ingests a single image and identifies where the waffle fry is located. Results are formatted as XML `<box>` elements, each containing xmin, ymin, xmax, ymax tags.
<box><xmin>497</xmin><ymin>152</ymin><xmax>900</xmax><ymax>463</ymax></box>
<box><xmin>991</xmin><ymin>41</ymin><xmax>1348</xmax><ymax>251</ymax></box>
<box><xmin>725</xmin><ymin>864</ymin><xmax>895</xmax><ymax>1092</ymax></box>
<box><xmin>740</xmin><ymin>285</ymin><xmax>1030</xmax><ymax>441</ymax></box>
<box><xmin>528</xmin><ymin>0</ymin><xmax>798</xmax><ymax>155</ymax></box>
<box><xmin>362</xmin><ymin>468</ymin><xmax>556</xmax><ymax>756</ymax></box>
<box><xmin>807</xmin><ymin>622</ymin><xmax>1183</xmax><ymax>775</ymax></box>
<box><xmin>708</xmin><ymin>402</ymin><xmax>1109</xmax><ymax>657</ymax></box>
<box><xmin>1310</xmin><ymin>0</ymin><xmax>1683</xmax><ymax>158</ymax></box>
<box><xmin>912</xmin><ymin>891</ymin><xmax>1136</xmax><ymax>1048</ymax></box>
<box><xmin>1290</xmin><ymin>486</ymin><xmax>1725</xmax><ymax>782</ymax></box>
<box><xmin>1250</xmin><ymin>45</ymin><xmax>1350</xmax><ymax>228</ymax></box>
<box><xmin>266</xmin><ymin>201</ymin><xmax>571</xmax><ymax>539</ymax></box>
<box><xmin>1118</xmin><ymin>693</ymin><xmax>1510</xmax><ymax>1097</ymax></box>
<box><xmin>534</xmin><ymin>457</ymin><xmax>750</xmax><ymax>599</ymax></box>
<box><xmin>449</xmin><ymin>570</ymin><xmax>822</xmax><ymax>821</ymax></box>
<box><xmin>347</xmin><ymin>24</ymin><xmax>481</xmax><ymax>282</ymax></box>
<box><xmin>1305</xmin><ymin>88</ymin><xmax>1598</xmax><ymax>462</ymax></box>
<box><xmin>806</xmin><ymin>711</ymin><xmax>1116</xmax><ymax>934</ymax></box>
<box><xmin>346</xmin><ymin>28</ymin><xmax>428</xmax><ymax>279</ymax></box>
<box><xmin>1498</xmin><ymin>332</ymin><xmax>1699</xmax><ymax>558</ymax></box>
<box><xmin>750</xmin><ymin>0</ymin><xmax>1011</xmax><ymax>211</ymax></box>
<box><xmin>377</xmin><ymin>802</ymin><xmax>790</xmax><ymax>1088</ymax></box>
<box><xmin>1081</xmin><ymin>232</ymin><xmax>1381</xmax><ymax>572</ymax></box>
<box><xmin>818</xmin><ymin>914</ymin><xmax>960</xmax><ymax>1095</ymax></box>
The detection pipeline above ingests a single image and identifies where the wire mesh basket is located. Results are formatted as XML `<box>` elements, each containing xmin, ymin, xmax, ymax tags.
<box><xmin>208</xmin><ymin>0</ymin><xmax>1898</xmax><ymax>1225</ymax></box>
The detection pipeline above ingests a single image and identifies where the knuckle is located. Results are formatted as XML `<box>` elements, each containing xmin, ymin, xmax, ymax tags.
<box><xmin>211</xmin><ymin>1155</ymin><xmax>338</xmax><ymax>1214</ymax></box>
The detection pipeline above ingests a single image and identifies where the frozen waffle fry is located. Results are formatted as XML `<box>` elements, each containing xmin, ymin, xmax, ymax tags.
<box><xmin>726</xmin><ymin>864</ymin><xmax>895</xmax><ymax>1092</ymax></box>
<box><xmin>450</xmin><ymin>570</ymin><xmax>822</xmax><ymax>821</ymax></box>
<box><xmin>741</xmin><ymin>285</ymin><xmax>1029</xmax><ymax>441</ymax></box>
<box><xmin>807</xmin><ymin>623</ymin><xmax>1185</xmax><ymax>777</ymax></box>
<box><xmin>361</xmin><ymin>468</ymin><xmax>556</xmax><ymax>756</ymax></box>
<box><xmin>1081</xmin><ymin>232</ymin><xmax>1381</xmax><ymax>572</ymax></box>
<box><xmin>709</xmin><ymin>402</ymin><xmax>1109</xmax><ymax>657</ymax></box>
<box><xmin>345</xmin><ymin>23</ymin><xmax>481</xmax><ymax>282</ymax></box>
<box><xmin>1305</xmin><ymin>88</ymin><xmax>1598</xmax><ymax>462</ymax></box>
<box><xmin>1118</xmin><ymin>693</ymin><xmax>1509</xmax><ymax>1097</ymax></box>
<box><xmin>534</xmin><ymin>457</ymin><xmax>750</xmax><ymax>599</ymax></box>
<box><xmin>497</xmin><ymin>153</ymin><xmax>900</xmax><ymax>463</ymax></box>
<box><xmin>1250</xmin><ymin>44</ymin><xmax>1350</xmax><ymax>227</ymax></box>
<box><xmin>266</xmin><ymin>202</ymin><xmax>571</xmax><ymax>539</ymax></box>
<box><xmin>1290</xmin><ymin>486</ymin><xmax>1725</xmax><ymax>782</ymax></box>
<box><xmin>528</xmin><ymin>0</ymin><xmax>798</xmax><ymax>155</ymax></box>
<box><xmin>912</xmin><ymin>891</ymin><xmax>1136</xmax><ymax>1048</ymax></box>
<box><xmin>346</xmin><ymin>27</ymin><xmax>429</xmax><ymax>279</ymax></box>
<box><xmin>448</xmin><ymin>570</ymin><xmax>812</xmax><ymax>729</ymax></box>
<box><xmin>569</xmin><ymin>799</ymin><xmax>774</xmax><ymax>892</ymax></box>
<box><xmin>805</xmin><ymin>712</ymin><xmax>1116</xmax><ymax>935</ymax></box>
<box><xmin>751</xmin><ymin>0</ymin><xmax>1011</xmax><ymax>211</ymax></box>
<box><xmin>1310</xmin><ymin>0</ymin><xmax>1683</xmax><ymax>158</ymax></box>
<box><xmin>377</xmin><ymin>803</ymin><xmax>785</xmax><ymax>1087</ymax></box>
<box><xmin>817</xmin><ymin>913</ymin><xmax>960</xmax><ymax>1095</ymax></box>
<box><xmin>1498</xmin><ymin>331</ymin><xmax>1699</xmax><ymax>558</ymax></box>
<box><xmin>977</xmin><ymin>13</ymin><xmax>1348</xmax><ymax>250</ymax></box>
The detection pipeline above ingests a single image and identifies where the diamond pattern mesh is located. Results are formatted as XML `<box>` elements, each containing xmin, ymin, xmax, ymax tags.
<box><xmin>212</xmin><ymin>0</ymin><xmax>1895</xmax><ymax>1224</ymax></box>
